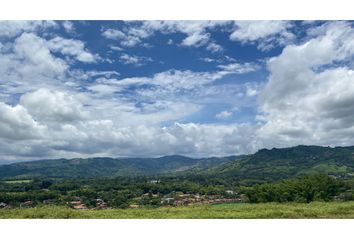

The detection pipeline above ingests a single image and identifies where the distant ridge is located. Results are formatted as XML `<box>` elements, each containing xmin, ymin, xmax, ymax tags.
<box><xmin>0</xmin><ymin>155</ymin><xmax>233</xmax><ymax>179</ymax></box>
<box><xmin>0</xmin><ymin>145</ymin><xmax>353</xmax><ymax>181</ymax></box>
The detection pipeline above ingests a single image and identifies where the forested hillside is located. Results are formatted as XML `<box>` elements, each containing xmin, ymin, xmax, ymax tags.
<box><xmin>0</xmin><ymin>145</ymin><xmax>353</xmax><ymax>182</ymax></box>
<box><xmin>0</xmin><ymin>155</ymin><xmax>233</xmax><ymax>179</ymax></box>
<box><xmin>188</xmin><ymin>145</ymin><xmax>354</xmax><ymax>184</ymax></box>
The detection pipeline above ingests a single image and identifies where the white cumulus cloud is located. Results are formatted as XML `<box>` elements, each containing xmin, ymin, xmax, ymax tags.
<box><xmin>230</xmin><ymin>21</ymin><xmax>295</xmax><ymax>51</ymax></box>
<box><xmin>257</xmin><ymin>21</ymin><xmax>354</xmax><ymax>148</ymax></box>
<box><xmin>47</xmin><ymin>36</ymin><xmax>98</xmax><ymax>63</ymax></box>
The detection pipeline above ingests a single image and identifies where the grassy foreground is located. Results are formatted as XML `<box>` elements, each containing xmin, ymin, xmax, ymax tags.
<box><xmin>1</xmin><ymin>202</ymin><xmax>354</xmax><ymax>219</ymax></box>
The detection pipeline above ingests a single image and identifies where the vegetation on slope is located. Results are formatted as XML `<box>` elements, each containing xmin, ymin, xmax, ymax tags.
<box><xmin>0</xmin><ymin>145</ymin><xmax>354</xmax><ymax>182</ymax></box>
<box><xmin>199</xmin><ymin>145</ymin><xmax>354</xmax><ymax>184</ymax></box>
<box><xmin>0</xmin><ymin>155</ymin><xmax>233</xmax><ymax>179</ymax></box>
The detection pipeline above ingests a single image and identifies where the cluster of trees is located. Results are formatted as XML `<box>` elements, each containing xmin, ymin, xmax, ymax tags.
<box><xmin>0</xmin><ymin>191</ymin><xmax>59</xmax><ymax>205</ymax></box>
<box><xmin>0</xmin><ymin>174</ymin><xmax>353</xmax><ymax>208</ymax></box>
<box><xmin>0</xmin><ymin>176</ymin><xmax>233</xmax><ymax>208</ymax></box>
<box><xmin>244</xmin><ymin>175</ymin><xmax>347</xmax><ymax>203</ymax></box>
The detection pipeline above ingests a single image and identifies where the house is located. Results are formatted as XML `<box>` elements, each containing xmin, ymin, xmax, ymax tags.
<box><xmin>20</xmin><ymin>200</ymin><xmax>34</xmax><ymax>207</ymax></box>
<box><xmin>129</xmin><ymin>204</ymin><xmax>139</xmax><ymax>208</ymax></box>
<box><xmin>73</xmin><ymin>204</ymin><xmax>87</xmax><ymax>210</ymax></box>
<box><xmin>143</xmin><ymin>193</ymin><xmax>160</xmax><ymax>198</ymax></box>
<box><xmin>177</xmin><ymin>193</ymin><xmax>191</xmax><ymax>199</ymax></box>
<box><xmin>226</xmin><ymin>190</ymin><xmax>234</xmax><ymax>195</ymax></box>
<box><xmin>0</xmin><ymin>202</ymin><xmax>7</xmax><ymax>208</ymax></box>
<box><xmin>69</xmin><ymin>200</ymin><xmax>87</xmax><ymax>210</ymax></box>
<box><xmin>148</xmin><ymin>180</ymin><xmax>160</xmax><ymax>184</ymax></box>
<box><xmin>96</xmin><ymin>198</ymin><xmax>108</xmax><ymax>209</ymax></box>
<box><xmin>161</xmin><ymin>197</ymin><xmax>175</xmax><ymax>205</ymax></box>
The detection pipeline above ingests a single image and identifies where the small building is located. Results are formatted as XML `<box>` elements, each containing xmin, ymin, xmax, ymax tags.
<box><xmin>20</xmin><ymin>200</ymin><xmax>34</xmax><ymax>207</ymax></box>
<box><xmin>143</xmin><ymin>193</ymin><xmax>159</xmax><ymax>198</ymax></box>
<box><xmin>73</xmin><ymin>204</ymin><xmax>87</xmax><ymax>210</ymax></box>
<box><xmin>226</xmin><ymin>190</ymin><xmax>234</xmax><ymax>195</ymax></box>
<box><xmin>161</xmin><ymin>197</ymin><xmax>175</xmax><ymax>205</ymax></box>
<box><xmin>69</xmin><ymin>200</ymin><xmax>87</xmax><ymax>210</ymax></box>
<box><xmin>148</xmin><ymin>180</ymin><xmax>160</xmax><ymax>184</ymax></box>
<box><xmin>96</xmin><ymin>199</ymin><xmax>108</xmax><ymax>209</ymax></box>
<box><xmin>0</xmin><ymin>202</ymin><xmax>7</xmax><ymax>208</ymax></box>
<box><xmin>177</xmin><ymin>193</ymin><xmax>191</xmax><ymax>198</ymax></box>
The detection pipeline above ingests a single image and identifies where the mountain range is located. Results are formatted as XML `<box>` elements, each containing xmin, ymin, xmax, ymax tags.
<box><xmin>0</xmin><ymin>145</ymin><xmax>353</xmax><ymax>181</ymax></box>
<box><xmin>0</xmin><ymin>155</ymin><xmax>235</xmax><ymax>179</ymax></box>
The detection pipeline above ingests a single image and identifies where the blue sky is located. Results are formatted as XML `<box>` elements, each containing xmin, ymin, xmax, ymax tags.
<box><xmin>1</xmin><ymin>20</ymin><xmax>354</xmax><ymax>160</ymax></box>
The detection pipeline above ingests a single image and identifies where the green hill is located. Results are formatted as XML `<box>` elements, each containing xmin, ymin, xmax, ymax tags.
<box><xmin>199</xmin><ymin>145</ymin><xmax>354</xmax><ymax>184</ymax></box>
<box><xmin>0</xmin><ymin>155</ymin><xmax>232</xmax><ymax>179</ymax></box>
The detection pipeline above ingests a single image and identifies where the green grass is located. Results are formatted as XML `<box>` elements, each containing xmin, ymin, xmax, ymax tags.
<box><xmin>1</xmin><ymin>201</ymin><xmax>354</xmax><ymax>219</ymax></box>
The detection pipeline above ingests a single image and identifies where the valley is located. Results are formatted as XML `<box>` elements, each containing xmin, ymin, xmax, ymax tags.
<box><xmin>0</xmin><ymin>145</ymin><xmax>354</xmax><ymax>218</ymax></box>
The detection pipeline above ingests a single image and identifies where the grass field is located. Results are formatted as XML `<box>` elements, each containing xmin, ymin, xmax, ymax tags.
<box><xmin>1</xmin><ymin>201</ymin><xmax>354</xmax><ymax>219</ymax></box>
